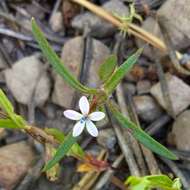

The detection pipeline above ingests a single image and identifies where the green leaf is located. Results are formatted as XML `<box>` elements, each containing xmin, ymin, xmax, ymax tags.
<box><xmin>125</xmin><ymin>176</ymin><xmax>150</xmax><ymax>190</ymax></box>
<box><xmin>0</xmin><ymin>90</ymin><xmax>14</xmax><ymax>115</ymax></box>
<box><xmin>125</xmin><ymin>175</ymin><xmax>182</xmax><ymax>190</ymax></box>
<box><xmin>31</xmin><ymin>18</ymin><xmax>97</xmax><ymax>95</ymax></box>
<box><xmin>146</xmin><ymin>175</ymin><xmax>173</xmax><ymax>186</ymax></box>
<box><xmin>45</xmin><ymin>128</ymin><xmax>85</xmax><ymax>158</ymax></box>
<box><xmin>67</xmin><ymin>141</ymin><xmax>85</xmax><ymax>159</ymax></box>
<box><xmin>98</xmin><ymin>55</ymin><xmax>117</xmax><ymax>82</ymax></box>
<box><xmin>45</xmin><ymin>128</ymin><xmax>65</xmax><ymax>142</ymax></box>
<box><xmin>0</xmin><ymin>118</ymin><xmax>19</xmax><ymax>129</ymax></box>
<box><xmin>43</xmin><ymin>133</ymin><xmax>77</xmax><ymax>171</ymax></box>
<box><xmin>107</xmin><ymin>100</ymin><xmax>178</xmax><ymax>160</ymax></box>
<box><xmin>0</xmin><ymin>90</ymin><xmax>26</xmax><ymax>128</ymax></box>
<box><xmin>104</xmin><ymin>49</ymin><xmax>142</xmax><ymax>94</ymax></box>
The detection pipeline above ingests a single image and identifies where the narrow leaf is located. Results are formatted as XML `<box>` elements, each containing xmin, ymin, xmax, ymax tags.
<box><xmin>43</xmin><ymin>133</ymin><xmax>77</xmax><ymax>171</ymax></box>
<box><xmin>45</xmin><ymin>128</ymin><xmax>85</xmax><ymax>159</ymax></box>
<box><xmin>107</xmin><ymin>100</ymin><xmax>177</xmax><ymax>160</ymax></box>
<box><xmin>0</xmin><ymin>118</ymin><xmax>19</xmax><ymax>129</ymax></box>
<box><xmin>31</xmin><ymin>18</ymin><xmax>97</xmax><ymax>95</ymax></box>
<box><xmin>0</xmin><ymin>90</ymin><xmax>26</xmax><ymax>128</ymax></box>
<box><xmin>0</xmin><ymin>90</ymin><xmax>14</xmax><ymax>115</ymax></box>
<box><xmin>104</xmin><ymin>49</ymin><xmax>142</xmax><ymax>94</ymax></box>
<box><xmin>98</xmin><ymin>55</ymin><xmax>117</xmax><ymax>82</ymax></box>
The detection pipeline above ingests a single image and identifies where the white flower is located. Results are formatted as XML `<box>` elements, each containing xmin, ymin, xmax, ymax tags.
<box><xmin>63</xmin><ymin>96</ymin><xmax>105</xmax><ymax>137</ymax></box>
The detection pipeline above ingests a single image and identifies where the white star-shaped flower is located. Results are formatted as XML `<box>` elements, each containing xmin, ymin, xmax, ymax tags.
<box><xmin>63</xmin><ymin>96</ymin><xmax>105</xmax><ymax>137</ymax></box>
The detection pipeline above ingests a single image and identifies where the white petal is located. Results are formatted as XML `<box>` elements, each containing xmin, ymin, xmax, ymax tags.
<box><xmin>73</xmin><ymin>120</ymin><xmax>85</xmax><ymax>137</ymax></box>
<box><xmin>88</xmin><ymin>112</ymin><xmax>105</xmax><ymax>121</ymax></box>
<box><xmin>64</xmin><ymin>110</ymin><xmax>83</xmax><ymax>120</ymax></box>
<box><xmin>86</xmin><ymin>119</ymin><xmax>98</xmax><ymax>137</ymax></box>
<box><xmin>79</xmin><ymin>96</ymin><xmax>90</xmax><ymax>115</ymax></box>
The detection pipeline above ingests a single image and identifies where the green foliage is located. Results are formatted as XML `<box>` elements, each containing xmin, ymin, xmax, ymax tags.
<box><xmin>98</xmin><ymin>55</ymin><xmax>117</xmax><ymax>82</ymax></box>
<box><xmin>0</xmin><ymin>118</ymin><xmax>20</xmax><ymax>129</ymax></box>
<box><xmin>125</xmin><ymin>175</ymin><xmax>182</xmax><ymax>190</ymax></box>
<box><xmin>43</xmin><ymin>133</ymin><xmax>77</xmax><ymax>171</ymax></box>
<box><xmin>104</xmin><ymin>49</ymin><xmax>142</xmax><ymax>94</ymax></box>
<box><xmin>107</xmin><ymin>100</ymin><xmax>177</xmax><ymax>160</ymax></box>
<box><xmin>0</xmin><ymin>90</ymin><xmax>26</xmax><ymax>129</ymax></box>
<box><xmin>31</xmin><ymin>19</ymin><xmax>178</xmax><ymax>172</ymax></box>
<box><xmin>31</xmin><ymin>18</ymin><xmax>97</xmax><ymax>95</ymax></box>
<box><xmin>45</xmin><ymin>128</ymin><xmax>85</xmax><ymax>158</ymax></box>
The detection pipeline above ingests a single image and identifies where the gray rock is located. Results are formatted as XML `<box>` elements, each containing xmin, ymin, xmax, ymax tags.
<box><xmin>172</xmin><ymin>110</ymin><xmax>190</xmax><ymax>151</ymax></box>
<box><xmin>0</xmin><ymin>141</ymin><xmax>35</xmax><ymax>189</ymax></box>
<box><xmin>52</xmin><ymin>37</ymin><xmax>83</xmax><ymax>108</ymax></box>
<box><xmin>97</xmin><ymin>128</ymin><xmax>116</xmax><ymax>150</ymax></box>
<box><xmin>87</xmin><ymin>39</ymin><xmax>110</xmax><ymax>88</ymax></box>
<box><xmin>4</xmin><ymin>55</ymin><xmax>51</xmax><ymax>106</ymax></box>
<box><xmin>136</xmin><ymin>17</ymin><xmax>166</xmax><ymax>59</ymax></box>
<box><xmin>71</xmin><ymin>0</ymin><xmax>129</xmax><ymax>38</ymax></box>
<box><xmin>137</xmin><ymin>80</ymin><xmax>151</xmax><ymax>94</ymax></box>
<box><xmin>133</xmin><ymin>95</ymin><xmax>163</xmax><ymax>123</ymax></box>
<box><xmin>150</xmin><ymin>74</ymin><xmax>190</xmax><ymax>116</ymax></box>
<box><xmin>123</xmin><ymin>83</ymin><xmax>136</xmax><ymax>95</ymax></box>
<box><xmin>52</xmin><ymin>36</ymin><xmax>110</xmax><ymax>108</ymax></box>
<box><xmin>158</xmin><ymin>0</ymin><xmax>190</xmax><ymax>49</ymax></box>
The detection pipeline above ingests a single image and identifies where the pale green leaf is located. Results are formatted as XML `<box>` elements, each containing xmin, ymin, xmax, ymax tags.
<box><xmin>0</xmin><ymin>90</ymin><xmax>14</xmax><ymax>115</ymax></box>
<box><xmin>31</xmin><ymin>18</ymin><xmax>97</xmax><ymax>95</ymax></box>
<box><xmin>172</xmin><ymin>179</ymin><xmax>182</xmax><ymax>189</ymax></box>
<box><xmin>0</xmin><ymin>90</ymin><xmax>26</xmax><ymax>128</ymax></box>
<box><xmin>104</xmin><ymin>49</ymin><xmax>142</xmax><ymax>94</ymax></box>
<box><xmin>98</xmin><ymin>55</ymin><xmax>117</xmax><ymax>82</ymax></box>
<box><xmin>126</xmin><ymin>175</ymin><xmax>182</xmax><ymax>190</ymax></box>
<box><xmin>146</xmin><ymin>175</ymin><xmax>173</xmax><ymax>187</ymax></box>
<box><xmin>107</xmin><ymin>100</ymin><xmax>177</xmax><ymax>160</ymax></box>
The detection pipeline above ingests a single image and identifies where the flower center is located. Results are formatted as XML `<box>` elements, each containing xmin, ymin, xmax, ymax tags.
<box><xmin>80</xmin><ymin>116</ymin><xmax>87</xmax><ymax>124</ymax></box>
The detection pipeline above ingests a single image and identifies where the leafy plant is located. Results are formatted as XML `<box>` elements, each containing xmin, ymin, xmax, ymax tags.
<box><xmin>125</xmin><ymin>175</ymin><xmax>182</xmax><ymax>190</ymax></box>
<box><xmin>0</xmin><ymin>18</ymin><xmax>177</xmax><ymax>176</ymax></box>
<box><xmin>30</xmin><ymin>18</ymin><xmax>177</xmax><ymax>172</ymax></box>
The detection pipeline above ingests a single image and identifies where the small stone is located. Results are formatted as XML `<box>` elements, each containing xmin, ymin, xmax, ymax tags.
<box><xmin>171</xmin><ymin>110</ymin><xmax>190</xmax><ymax>151</ymax></box>
<box><xmin>49</xmin><ymin>11</ymin><xmax>63</xmax><ymax>32</ymax></box>
<box><xmin>137</xmin><ymin>80</ymin><xmax>151</xmax><ymax>95</ymax></box>
<box><xmin>52</xmin><ymin>37</ymin><xmax>110</xmax><ymax>108</ymax></box>
<box><xmin>136</xmin><ymin>17</ymin><xmax>165</xmax><ymax>59</ymax></box>
<box><xmin>87</xmin><ymin>39</ymin><xmax>110</xmax><ymax>88</ymax></box>
<box><xmin>150</xmin><ymin>74</ymin><xmax>190</xmax><ymax>116</ymax></box>
<box><xmin>97</xmin><ymin>128</ymin><xmax>116</xmax><ymax>150</ymax></box>
<box><xmin>158</xmin><ymin>0</ymin><xmax>190</xmax><ymax>49</ymax></box>
<box><xmin>4</xmin><ymin>55</ymin><xmax>51</xmax><ymax>106</ymax></box>
<box><xmin>0</xmin><ymin>141</ymin><xmax>35</xmax><ymax>189</ymax></box>
<box><xmin>72</xmin><ymin>0</ymin><xmax>129</xmax><ymax>38</ymax></box>
<box><xmin>133</xmin><ymin>95</ymin><xmax>163</xmax><ymax>123</ymax></box>
<box><xmin>123</xmin><ymin>83</ymin><xmax>136</xmax><ymax>95</ymax></box>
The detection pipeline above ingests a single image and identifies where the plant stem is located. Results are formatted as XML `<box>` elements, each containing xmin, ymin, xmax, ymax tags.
<box><xmin>71</xmin><ymin>0</ymin><xmax>186</xmax><ymax>62</ymax></box>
